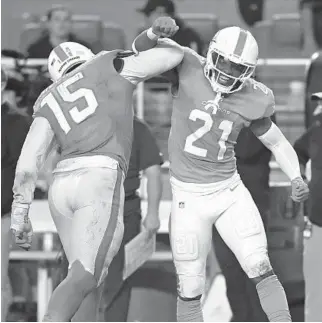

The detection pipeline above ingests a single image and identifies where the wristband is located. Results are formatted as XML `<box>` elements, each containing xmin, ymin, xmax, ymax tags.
<box><xmin>11</xmin><ymin>203</ymin><xmax>30</xmax><ymax>230</ymax></box>
<box><xmin>147</xmin><ymin>28</ymin><xmax>159</xmax><ymax>41</ymax></box>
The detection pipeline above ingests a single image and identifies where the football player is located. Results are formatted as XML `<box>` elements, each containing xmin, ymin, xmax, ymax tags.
<box><xmin>10</xmin><ymin>33</ymin><xmax>182</xmax><ymax>321</ymax></box>
<box><xmin>133</xmin><ymin>18</ymin><xmax>309</xmax><ymax>322</ymax></box>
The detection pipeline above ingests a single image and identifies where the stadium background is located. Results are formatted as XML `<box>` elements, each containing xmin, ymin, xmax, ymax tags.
<box><xmin>0</xmin><ymin>0</ymin><xmax>303</xmax><ymax>51</ymax></box>
<box><xmin>1</xmin><ymin>0</ymin><xmax>321</xmax><ymax>321</ymax></box>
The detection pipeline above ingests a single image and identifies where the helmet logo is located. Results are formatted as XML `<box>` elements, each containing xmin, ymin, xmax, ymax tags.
<box><xmin>65</xmin><ymin>47</ymin><xmax>73</xmax><ymax>57</ymax></box>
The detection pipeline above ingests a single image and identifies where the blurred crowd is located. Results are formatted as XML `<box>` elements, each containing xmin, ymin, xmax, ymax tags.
<box><xmin>1</xmin><ymin>0</ymin><xmax>322</xmax><ymax>322</ymax></box>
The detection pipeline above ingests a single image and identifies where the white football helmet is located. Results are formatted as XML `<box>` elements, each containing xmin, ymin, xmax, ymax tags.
<box><xmin>48</xmin><ymin>42</ymin><xmax>94</xmax><ymax>81</ymax></box>
<box><xmin>204</xmin><ymin>26</ymin><xmax>258</xmax><ymax>94</ymax></box>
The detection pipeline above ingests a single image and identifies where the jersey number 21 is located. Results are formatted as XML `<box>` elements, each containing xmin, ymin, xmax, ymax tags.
<box><xmin>184</xmin><ymin>109</ymin><xmax>233</xmax><ymax>160</ymax></box>
<box><xmin>40</xmin><ymin>72</ymin><xmax>98</xmax><ymax>134</ymax></box>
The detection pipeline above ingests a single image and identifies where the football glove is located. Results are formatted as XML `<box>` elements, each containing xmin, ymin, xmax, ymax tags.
<box><xmin>11</xmin><ymin>203</ymin><xmax>33</xmax><ymax>251</ymax></box>
<box><xmin>291</xmin><ymin>177</ymin><xmax>309</xmax><ymax>203</ymax></box>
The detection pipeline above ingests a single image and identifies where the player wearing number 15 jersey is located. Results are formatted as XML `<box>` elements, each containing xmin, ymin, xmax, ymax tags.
<box><xmin>133</xmin><ymin>17</ymin><xmax>309</xmax><ymax>322</ymax></box>
<box><xmin>10</xmin><ymin>40</ymin><xmax>183</xmax><ymax>322</ymax></box>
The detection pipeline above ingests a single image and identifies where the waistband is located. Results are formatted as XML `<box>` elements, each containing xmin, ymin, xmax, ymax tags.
<box><xmin>170</xmin><ymin>172</ymin><xmax>241</xmax><ymax>194</ymax></box>
<box><xmin>53</xmin><ymin>155</ymin><xmax>119</xmax><ymax>173</ymax></box>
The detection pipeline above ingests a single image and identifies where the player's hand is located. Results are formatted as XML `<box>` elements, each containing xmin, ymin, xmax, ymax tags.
<box><xmin>291</xmin><ymin>177</ymin><xmax>309</xmax><ymax>203</ymax></box>
<box><xmin>152</xmin><ymin>17</ymin><xmax>179</xmax><ymax>38</ymax></box>
<box><xmin>142</xmin><ymin>212</ymin><xmax>160</xmax><ymax>236</ymax></box>
<box><xmin>11</xmin><ymin>204</ymin><xmax>33</xmax><ymax>251</ymax></box>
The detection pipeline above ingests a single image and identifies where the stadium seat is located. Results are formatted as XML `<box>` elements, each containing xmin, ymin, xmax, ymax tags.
<box><xmin>301</xmin><ymin>4</ymin><xmax>320</xmax><ymax>56</ymax></box>
<box><xmin>253</xmin><ymin>13</ymin><xmax>303</xmax><ymax>58</ymax></box>
<box><xmin>252</xmin><ymin>19</ymin><xmax>273</xmax><ymax>59</ymax></box>
<box><xmin>19</xmin><ymin>14</ymin><xmax>104</xmax><ymax>55</ymax></box>
<box><xmin>101</xmin><ymin>22</ymin><xmax>126</xmax><ymax>50</ymax></box>
<box><xmin>217</xmin><ymin>22</ymin><xmax>235</xmax><ymax>30</ymax></box>
<box><xmin>179</xmin><ymin>13</ymin><xmax>219</xmax><ymax>49</ymax></box>
<box><xmin>253</xmin><ymin>14</ymin><xmax>306</xmax><ymax>108</ymax></box>
<box><xmin>270</xmin><ymin>13</ymin><xmax>304</xmax><ymax>58</ymax></box>
<box><xmin>19</xmin><ymin>23</ymin><xmax>45</xmax><ymax>55</ymax></box>
<box><xmin>71</xmin><ymin>15</ymin><xmax>104</xmax><ymax>53</ymax></box>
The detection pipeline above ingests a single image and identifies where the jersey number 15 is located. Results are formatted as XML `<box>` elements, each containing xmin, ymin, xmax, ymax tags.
<box><xmin>40</xmin><ymin>72</ymin><xmax>98</xmax><ymax>134</ymax></box>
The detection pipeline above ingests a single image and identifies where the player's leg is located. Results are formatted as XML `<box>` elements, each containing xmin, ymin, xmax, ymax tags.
<box><xmin>212</xmin><ymin>225</ymin><xmax>252</xmax><ymax>322</ymax></box>
<box><xmin>44</xmin><ymin>167</ymin><xmax>124</xmax><ymax>322</ymax></box>
<box><xmin>214</xmin><ymin>182</ymin><xmax>291</xmax><ymax>322</ymax></box>
<box><xmin>44</xmin><ymin>173</ymin><xmax>79</xmax><ymax>321</ymax></box>
<box><xmin>99</xmin><ymin>208</ymin><xmax>141</xmax><ymax>321</ymax></box>
<box><xmin>303</xmin><ymin>224</ymin><xmax>322</xmax><ymax>322</ymax></box>
<box><xmin>170</xmin><ymin>186</ymin><xmax>213</xmax><ymax>322</ymax></box>
<box><xmin>71</xmin><ymin>286</ymin><xmax>103</xmax><ymax>322</ymax></box>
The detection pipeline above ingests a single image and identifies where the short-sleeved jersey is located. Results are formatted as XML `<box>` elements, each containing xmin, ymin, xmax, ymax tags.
<box><xmin>34</xmin><ymin>51</ymin><xmax>135</xmax><ymax>173</ymax></box>
<box><xmin>169</xmin><ymin>48</ymin><xmax>275</xmax><ymax>184</ymax></box>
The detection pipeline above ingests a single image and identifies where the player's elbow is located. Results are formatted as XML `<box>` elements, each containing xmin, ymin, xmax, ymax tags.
<box><xmin>14</xmin><ymin>169</ymin><xmax>36</xmax><ymax>185</ymax></box>
<box><xmin>169</xmin><ymin>46</ymin><xmax>184</xmax><ymax>67</ymax></box>
<box><xmin>14</xmin><ymin>163</ymin><xmax>37</xmax><ymax>186</ymax></box>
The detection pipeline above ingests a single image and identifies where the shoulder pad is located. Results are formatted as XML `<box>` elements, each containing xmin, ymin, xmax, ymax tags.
<box><xmin>244</xmin><ymin>79</ymin><xmax>275</xmax><ymax>119</ymax></box>
<box><xmin>33</xmin><ymin>83</ymin><xmax>54</xmax><ymax>116</ymax></box>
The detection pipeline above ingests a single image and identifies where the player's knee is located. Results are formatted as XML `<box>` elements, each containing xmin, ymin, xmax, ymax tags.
<box><xmin>177</xmin><ymin>274</ymin><xmax>205</xmax><ymax>299</ymax></box>
<box><xmin>243</xmin><ymin>251</ymin><xmax>272</xmax><ymax>279</ymax></box>
<box><xmin>66</xmin><ymin>260</ymin><xmax>97</xmax><ymax>297</ymax></box>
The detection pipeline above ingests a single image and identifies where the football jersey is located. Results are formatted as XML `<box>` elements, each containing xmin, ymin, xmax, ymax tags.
<box><xmin>33</xmin><ymin>51</ymin><xmax>135</xmax><ymax>174</ymax></box>
<box><xmin>169</xmin><ymin>48</ymin><xmax>275</xmax><ymax>184</ymax></box>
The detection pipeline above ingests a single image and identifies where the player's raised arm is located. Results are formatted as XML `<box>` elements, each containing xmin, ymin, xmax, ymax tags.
<box><xmin>120</xmin><ymin>43</ymin><xmax>183</xmax><ymax>84</ymax></box>
<box><xmin>132</xmin><ymin>16</ymin><xmax>180</xmax><ymax>53</ymax></box>
<box><xmin>11</xmin><ymin>117</ymin><xmax>56</xmax><ymax>250</ymax></box>
<box><xmin>116</xmin><ymin>17</ymin><xmax>183</xmax><ymax>85</ymax></box>
<box><xmin>250</xmin><ymin>116</ymin><xmax>309</xmax><ymax>202</ymax></box>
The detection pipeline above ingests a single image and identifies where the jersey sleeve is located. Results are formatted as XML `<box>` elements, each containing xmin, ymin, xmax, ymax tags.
<box><xmin>32</xmin><ymin>98</ymin><xmax>42</xmax><ymax>118</ymax></box>
<box><xmin>249</xmin><ymin>83</ymin><xmax>276</xmax><ymax>135</ymax></box>
<box><xmin>120</xmin><ymin>40</ymin><xmax>184</xmax><ymax>85</ymax></box>
<box><xmin>261</xmin><ymin>87</ymin><xmax>275</xmax><ymax>118</ymax></box>
<box><xmin>32</xmin><ymin>89</ymin><xmax>58</xmax><ymax>132</ymax></box>
<box><xmin>12</xmin><ymin>117</ymin><xmax>56</xmax><ymax>206</ymax></box>
<box><xmin>32</xmin><ymin>87</ymin><xmax>51</xmax><ymax>119</ymax></box>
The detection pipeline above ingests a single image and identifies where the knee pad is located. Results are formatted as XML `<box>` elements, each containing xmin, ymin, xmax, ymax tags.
<box><xmin>243</xmin><ymin>251</ymin><xmax>272</xmax><ymax>279</ymax></box>
<box><xmin>177</xmin><ymin>274</ymin><xmax>205</xmax><ymax>299</ymax></box>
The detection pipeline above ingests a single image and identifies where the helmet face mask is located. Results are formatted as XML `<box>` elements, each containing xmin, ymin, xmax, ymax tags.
<box><xmin>204</xmin><ymin>27</ymin><xmax>258</xmax><ymax>94</ymax></box>
<box><xmin>48</xmin><ymin>42</ymin><xmax>95</xmax><ymax>82</ymax></box>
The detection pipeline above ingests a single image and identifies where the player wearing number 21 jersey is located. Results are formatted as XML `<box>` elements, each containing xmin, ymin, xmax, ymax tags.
<box><xmin>10</xmin><ymin>41</ymin><xmax>183</xmax><ymax>322</ymax></box>
<box><xmin>133</xmin><ymin>18</ymin><xmax>309</xmax><ymax>322</ymax></box>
